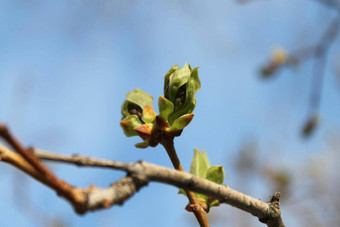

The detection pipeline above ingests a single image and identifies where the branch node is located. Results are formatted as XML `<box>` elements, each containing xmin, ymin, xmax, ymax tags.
<box><xmin>259</xmin><ymin>192</ymin><xmax>284</xmax><ymax>227</ymax></box>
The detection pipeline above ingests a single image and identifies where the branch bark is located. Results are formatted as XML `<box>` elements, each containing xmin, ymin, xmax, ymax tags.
<box><xmin>0</xmin><ymin>144</ymin><xmax>285</xmax><ymax>226</ymax></box>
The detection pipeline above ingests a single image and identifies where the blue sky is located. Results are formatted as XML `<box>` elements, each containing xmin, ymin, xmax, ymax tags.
<box><xmin>1</xmin><ymin>0</ymin><xmax>340</xmax><ymax>226</ymax></box>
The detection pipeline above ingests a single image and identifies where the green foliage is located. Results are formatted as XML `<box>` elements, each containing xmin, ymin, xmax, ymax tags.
<box><xmin>179</xmin><ymin>148</ymin><xmax>225</xmax><ymax>212</ymax></box>
<box><xmin>120</xmin><ymin>63</ymin><xmax>201</xmax><ymax>148</ymax></box>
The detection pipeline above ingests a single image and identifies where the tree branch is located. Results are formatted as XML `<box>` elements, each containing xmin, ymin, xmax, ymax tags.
<box><xmin>0</xmin><ymin>145</ymin><xmax>284</xmax><ymax>226</ymax></box>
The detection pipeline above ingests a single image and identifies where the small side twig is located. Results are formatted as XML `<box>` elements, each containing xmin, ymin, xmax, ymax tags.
<box><xmin>0</xmin><ymin>122</ymin><xmax>84</xmax><ymax>212</ymax></box>
<box><xmin>309</xmin><ymin>16</ymin><xmax>339</xmax><ymax>112</ymax></box>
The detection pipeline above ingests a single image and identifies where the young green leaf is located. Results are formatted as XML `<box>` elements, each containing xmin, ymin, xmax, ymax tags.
<box><xmin>134</xmin><ymin>141</ymin><xmax>149</xmax><ymax>149</ymax></box>
<box><xmin>158</xmin><ymin>96</ymin><xmax>174</xmax><ymax>121</ymax></box>
<box><xmin>167</xmin><ymin>113</ymin><xmax>194</xmax><ymax>132</ymax></box>
<box><xmin>178</xmin><ymin>188</ymin><xmax>186</xmax><ymax>195</ymax></box>
<box><xmin>120</xmin><ymin>115</ymin><xmax>143</xmax><ymax>137</ymax></box>
<box><xmin>189</xmin><ymin>148</ymin><xmax>210</xmax><ymax>178</ymax></box>
<box><xmin>142</xmin><ymin>106</ymin><xmax>156</xmax><ymax>123</ymax></box>
<box><xmin>126</xmin><ymin>88</ymin><xmax>153</xmax><ymax>110</ymax></box>
<box><xmin>206</xmin><ymin>165</ymin><xmax>225</xmax><ymax>185</ymax></box>
<box><xmin>208</xmin><ymin>199</ymin><xmax>220</xmax><ymax>208</ymax></box>
<box><xmin>134</xmin><ymin>123</ymin><xmax>153</xmax><ymax>141</ymax></box>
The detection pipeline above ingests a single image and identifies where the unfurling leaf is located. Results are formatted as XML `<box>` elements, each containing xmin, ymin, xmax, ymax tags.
<box><xmin>134</xmin><ymin>124</ymin><xmax>153</xmax><ymax>141</ymax></box>
<box><xmin>134</xmin><ymin>141</ymin><xmax>149</xmax><ymax>149</ymax></box>
<box><xmin>120</xmin><ymin>115</ymin><xmax>143</xmax><ymax>137</ymax></box>
<box><xmin>180</xmin><ymin>148</ymin><xmax>226</xmax><ymax>212</ymax></box>
<box><xmin>167</xmin><ymin>113</ymin><xmax>194</xmax><ymax>133</ymax></box>
<box><xmin>206</xmin><ymin>166</ymin><xmax>225</xmax><ymax>185</ymax></box>
<box><xmin>158</xmin><ymin>96</ymin><xmax>174</xmax><ymax>121</ymax></box>
<box><xmin>190</xmin><ymin>148</ymin><xmax>210</xmax><ymax>178</ymax></box>
<box><xmin>142</xmin><ymin>106</ymin><xmax>157</xmax><ymax>123</ymax></box>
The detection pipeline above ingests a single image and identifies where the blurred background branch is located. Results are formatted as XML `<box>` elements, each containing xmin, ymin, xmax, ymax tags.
<box><xmin>260</xmin><ymin>3</ymin><xmax>340</xmax><ymax>138</ymax></box>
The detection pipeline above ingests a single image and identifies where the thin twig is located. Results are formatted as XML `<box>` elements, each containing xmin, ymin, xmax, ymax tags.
<box><xmin>309</xmin><ymin>16</ymin><xmax>340</xmax><ymax>111</ymax></box>
<box><xmin>0</xmin><ymin>123</ymin><xmax>51</xmax><ymax>176</ymax></box>
<box><xmin>33</xmin><ymin>148</ymin><xmax>129</xmax><ymax>170</ymax></box>
<box><xmin>0</xmin><ymin>122</ymin><xmax>83</xmax><ymax>210</ymax></box>
<box><xmin>260</xmin><ymin>11</ymin><xmax>340</xmax><ymax>136</ymax></box>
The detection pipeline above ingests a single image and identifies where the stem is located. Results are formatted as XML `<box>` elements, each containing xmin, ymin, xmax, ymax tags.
<box><xmin>161</xmin><ymin>137</ymin><xmax>210</xmax><ymax>227</ymax></box>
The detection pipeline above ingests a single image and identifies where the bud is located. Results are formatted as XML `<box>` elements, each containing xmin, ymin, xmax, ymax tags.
<box><xmin>271</xmin><ymin>47</ymin><xmax>288</xmax><ymax>65</ymax></box>
<box><xmin>120</xmin><ymin>88</ymin><xmax>156</xmax><ymax>146</ymax></box>
<box><xmin>121</xmin><ymin>88</ymin><xmax>153</xmax><ymax>120</ymax></box>
<box><xmin>161</xmin><ymin>63</ymin><xmax>201</xmax><ymax>125</ymax></box>
<box><xmin>260</xmin><ymin>47</ymin><xmax>289</xmax><ymax>78</ymax></box>
<box><xmin>120</xmin><ymin>64</ymin><xmax>201</xmax><ymax>148</ymax></box>
<box><xmin>302</xmin><ymin>113</ymin><xmax>319</xmax><ymax>137</ymax></box>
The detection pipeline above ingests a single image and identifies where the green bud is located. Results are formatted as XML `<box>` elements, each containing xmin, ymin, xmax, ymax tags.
<box><xmin>120</xmin><ymin>88</ymin><xmax>156</xmax><ymax>148</ymax></box>
<box><xmin>163</xmin><ymin>63</ymin><xmax>201</xmax><ymax>124</ymax></box>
